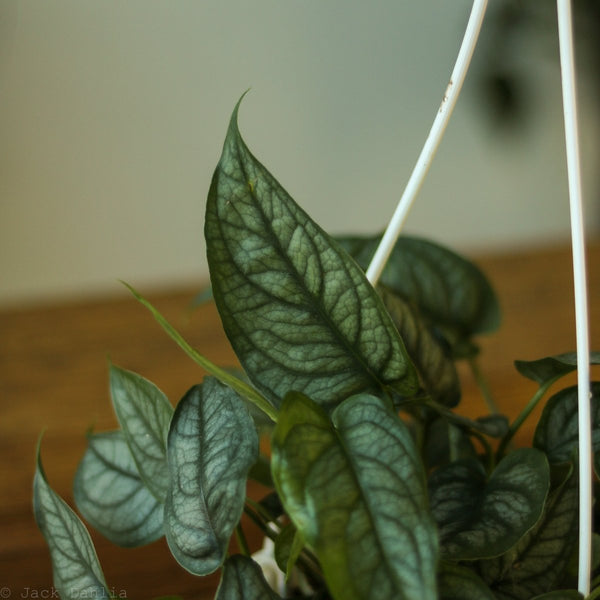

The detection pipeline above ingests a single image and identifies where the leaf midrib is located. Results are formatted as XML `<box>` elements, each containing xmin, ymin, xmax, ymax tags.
<box><xmin>216</xmin><ymin>140</ymin><xmax>394</xmax><ymax>398</ymax></box>
<box><xmin>331</xmin><ymin>413</ymin><xmax>425</xmax><ymax>598</ymax></box>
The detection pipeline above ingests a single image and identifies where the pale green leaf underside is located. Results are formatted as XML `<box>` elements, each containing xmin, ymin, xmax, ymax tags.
<box><xmin>272</xmin><ymin>393</ymin><xmax>438</xmax><ymax>600</ymax></box>
<box><xmin>165</xmin><ymin>378</ymin><xmax>258</xmax><ymax>575</ymax></box>
<box><xmin>73</xmin><ymin>431</ymin><xmax>164</xmax><ymax>547</ymax></box>
<box><xmin>34</xmin><ymin>448</ymin><xmax>110</xmax><ymax>599</ymax></box>
<box><xmin>205</xmin><ymin>100</ymin><xmax>418</xmax><ymax>411</ymax></box>
<box><xmin>109</xmin><ymin>365</ymin><xmax>173</xmax><ymax>502</ymax></box>
<box><xmin>479</xmin><ymin>466</ymin><xmax>578</xmax><ymax>600</ymax></box>
<box><xmin>429</xmin><ymin>449</ymin><xmax>549</xmax><ymax>560</ymax></box>
<box><xmin>215</xmin><ymin>555</ymin><xmax>283</xmax><ymax>600</ymax></box>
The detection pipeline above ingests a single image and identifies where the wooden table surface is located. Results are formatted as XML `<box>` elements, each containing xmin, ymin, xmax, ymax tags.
<box><xmin>2</xmin><ymin>241</ymin><xmax>599</xmax><ymax>599</ymax></box>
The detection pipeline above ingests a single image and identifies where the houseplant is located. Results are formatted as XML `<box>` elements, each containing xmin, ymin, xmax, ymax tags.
<box><xmin>33</xmin><ymin>2</ymin><xmax>598</xmax><ymax>597</ymax></box>
<box><xmin>33</xmin><ymin>96</ymin><xmax>600</xmax><ymax>599</ymax></box>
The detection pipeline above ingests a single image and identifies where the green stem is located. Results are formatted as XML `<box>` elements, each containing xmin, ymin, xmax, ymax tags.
<box><xmin>468</xmin><ymin>356</ymin><xmax>499</xmax><ymax>415</ymax></box>
<box><xmin>469</xmin><ymin>428</ymin><xmax>495</xmax><ymax>473</ymax></box>
<box><xmin>243</xmin><ymin>503</ymin><xmax>279</xmax><ymax>542</ymax></box>
<box><xmin>124</xmin><ymin>282</ymin><xmax>278</xmax><ymax>423</ymax></box>
<box><xmin>496</xmin><ymin>376</ymin><xmax>559</xmax><ymax>460</ymax></box>
<box><xmin>235</xmin><ymin>523</ymin><xmax>251</xmax><ymax>556</ymax></box>
<box><xmin>245</xmin><ymin>496</ymin><xmax>280</xmax><ymax>525</ymax></box>
<box><xmin>245</xmin><ymin>499</ymin><xmax>324</xmax><ymax>588</ymax></box>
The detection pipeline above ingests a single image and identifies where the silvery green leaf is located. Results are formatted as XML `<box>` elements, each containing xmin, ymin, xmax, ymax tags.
<box><xmin>165</xmin><ymin>378</ymin><xmax>258</xmax><ymax>575</ymax></box>
<box><xmin>73</xmin><ymin>430</ymin><xmax>163</xmax><ymax>547</ymax></box>
<box><xmin>533</xmin><ymin>382</ymin><xmax>600</xmax><ymax>468</ymax></box>
<box><xmin>205</xmin><ymin>99</ymin><xmax>418</xmax><ymax>412</ymax></box>
<box><xmin>478</xmin><ymin>465</ymin><xmax>578</xmax><ymax>599</ymax></box>
<box><xmin>109</xmin><ymin>365</ymin><xmax>173</xmax><ymax>501</ymax></box>
<box><xmin>272</xmin><ymin>392</ymin><xmax>438</xmax><ymax>600</ymax></box>
<box><xmin>429</xmin><ymin>449</ymin><xmax>549</xmax><ymax>560</ymax></box>
<box><xmin>515</xmin><ymin>352</ymin><xmax>600</xmax><ymax>385</ymax></box>
<box><xmin>34</xmin><ymin>446</ymin><xmax>110</xmax><ymax>599</ymax></box>
<box><xmin>380</xmin><ymin>286</ymin><xmax>460</xmax><ymax>407</ymax></box>
<box><xmin>215</xmin><ymin>555</ymin><xmax>283</xmax><ymax>600</ymax></box>
<box><xmin>337</xmin><ymin>234</ymin><xmax>500</xmax><ymax>341</ymax></box>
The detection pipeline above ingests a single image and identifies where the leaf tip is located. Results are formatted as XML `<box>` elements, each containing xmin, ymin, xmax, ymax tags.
<box><xmin>119</xmin><ymin>279</ymin><xmax>139</xmax><ymax>298</ymax></box>
<box><xmin>34</xmin><ymin>431</ymin><xmax>46</xmax><ymax>477</ymax></box>
<box><xmin>229</xmin><ymin>89</ymin><xmax>252</xmax><ymax>139</ymax></box>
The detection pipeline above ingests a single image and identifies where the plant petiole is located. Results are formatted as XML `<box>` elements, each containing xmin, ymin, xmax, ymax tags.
<box><xmin>123</xmin><ymin>282</ymin><xmax>279</xmax><ymax>423</ymax></box>
<box><xmin>468</xmin><ymin>355</ymin><xmax>499</xmax><ymax>415</ymax></box>
<box><xmin>470</xmin><ymin>428</ymin><xmax>495</xmax><ymax>474</ymax></box>
<box><xmin>243</xmin><ymin>502</ymin><xmax>279</xmax><ymax>542</ymax></box>
<box><xmin>496</xmin><ymin>376</ymin><xmax>561</xmax><ymax>460</ymax></box>
<box><xmin>235</xmin><ymin>523</ymin><xmax>251</xmax><ymax>557</ymax></box>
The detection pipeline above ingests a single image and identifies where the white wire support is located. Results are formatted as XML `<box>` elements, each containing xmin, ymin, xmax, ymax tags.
<box><xmin>366</xmin><ymin>0</ymin><xmax>488</xmax><ymax>286</ymax></box>
<box><xmin>556</xmin><ymin>1</ymin><xmax>592</xmax><ymax>595</ymax></box>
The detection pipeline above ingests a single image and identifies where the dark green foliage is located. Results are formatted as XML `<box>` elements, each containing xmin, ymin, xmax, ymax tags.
<box><xmin>429</xmin><ymin>449</ymin><xmax>550</xmax><ymax>560</ymax></box>
<box><xmin>34</xmin><ymin>99</ymin><xmax>597</xmax><ymax>600</ymax></box>
<box><xmin>337</xmin><ymin>233</ymin><xmax>500</xmax><ymax>356</ymax></box>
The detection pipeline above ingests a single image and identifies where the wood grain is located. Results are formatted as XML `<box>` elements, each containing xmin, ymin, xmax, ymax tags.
<box><xmin>1</xmin><ymin>242</ymin><xmax>598</xmax><ymax>599</ymax></box>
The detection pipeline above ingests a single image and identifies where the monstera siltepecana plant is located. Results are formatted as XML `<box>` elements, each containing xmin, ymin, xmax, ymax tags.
<box><xmin>34</xmin><ymin>98</ymin><xmax>600</xmax><ymax>600</ymax></box>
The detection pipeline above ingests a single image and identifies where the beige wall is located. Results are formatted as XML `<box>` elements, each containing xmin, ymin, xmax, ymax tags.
<box><xmin>1</xmin><ymin>1</ymin><xmax>598</xmax><ymax>306</ymax></box>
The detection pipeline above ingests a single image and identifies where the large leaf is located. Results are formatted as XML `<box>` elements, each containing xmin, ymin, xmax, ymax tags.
<box><xmin>478</xmin><ymin>465</ymin><xmax>579</xmax><ymax>600</ymax></box>
<box><xmin>379</xmin><ymin>286</ymin><xmax>460</xmax><ymax>406</ymax></box>
<box><xmin>205</xmin><ymin>99</ymin><xmax>418</xmax><ymax>412</ymax></box>
<box><xmin>515</xmin><ymin>352</ymin><xmax>600</xmax><ymax>386</ymax></box>
<box><xmin>215</xmin><ymin>555</ymin><xmax>283</xmax><ymax>600</ymax></box>
<box><xmin>438</xmin><ymin>562</ymin><xmax>495</xmax><ymax>600</ymax></box>
<box><xmin>34</xmin><ymin>446</ymin><xmax>110</xmax><ymax>599</ymax></box>
<box><xmin>73</xmin><ymin>430</ymin><xmax>164</xmax><ymax>547</ymax></box>
<box><xmin>533</xmin><ymin>382</ymin><xmax>600</xmax><ymax>468</ymax></box>
<box><xmin>165</xmin><ymin>378</ymin><xmax>258</xmax><ymax>575</ymax></box>
<box><xmin>271</xmin><ymin>392</ymin><xmax>438</xmax><ymax>600</ymax></box>
<box><xmin>337</xmin><ymin>234</ymin><xmax>500</xmax><ymax>341</ymax></box>
<box><xmin>109</xmin><ymin>365</ymin><xmax>173</xmax><ymax>501</ymax></box>
<box><xmin>429</xmin><ymin>448</ymin><xmax>550</xmax><ymax>560</ymax></box>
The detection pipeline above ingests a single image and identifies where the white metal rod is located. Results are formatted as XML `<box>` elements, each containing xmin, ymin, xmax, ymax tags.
<box><xmin>556</xmin><ymin>0</ymin><xmax>592</xmax><ymax>595</ymax></box>
<box><xmin>366</xmin><ymin>0</ymin><xmax>488</xmax><ymax>285</ymax></box>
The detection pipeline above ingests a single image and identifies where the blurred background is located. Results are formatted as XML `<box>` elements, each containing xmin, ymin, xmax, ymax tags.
<box><xmin>1</xmin><ymin>0</ymin><xmax>599</xmax><ymax>307</ymax></box>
